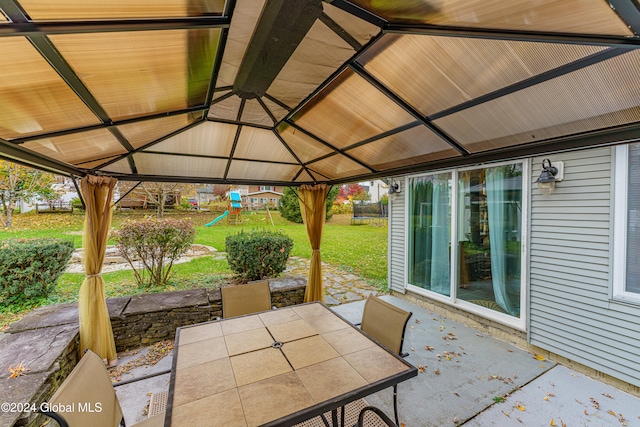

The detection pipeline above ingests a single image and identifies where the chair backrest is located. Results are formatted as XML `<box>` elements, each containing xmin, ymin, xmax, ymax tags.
<box><xmin>47</xmin><ymin>350</ymin><xmax>123</xmax><ymax>427</ymax></box>
<box><xmin>221</xmin><ymin>281</ymin><xmax>271</xmax><ymax>318</ymax></box>
<box><xmin>358</xmin><ymin>406</ymin><xmax>398</xmax><ymax>427</ymax></box>
<box><xmin>360</xmin><ymin>295</ymin><xmax>412</xmax><ymax>355</ymax></box>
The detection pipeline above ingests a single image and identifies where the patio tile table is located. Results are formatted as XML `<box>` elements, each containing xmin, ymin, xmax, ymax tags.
<box><xmin>164</xmin><ymin>302</ymin><xmax>417</xmax><ymax>427</ymax></box>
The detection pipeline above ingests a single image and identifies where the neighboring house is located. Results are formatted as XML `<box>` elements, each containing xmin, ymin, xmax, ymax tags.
<box><xmin>359</xmin><ymin>180</ymin><xmax>388</xmax><ymax>203</ymax></box>
<box><xmin>242</xmin><ymin>185</ymin><xmax>284</xmax><ymax>209</ymax></box>
<box><xmin>387</xmin><ymin>143</ymin><xmax>640</xmax><ymax>391</ymax></box>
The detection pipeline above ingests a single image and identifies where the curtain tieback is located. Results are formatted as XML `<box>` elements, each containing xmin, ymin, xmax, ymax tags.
<box><xmin>86</xmin><ymin>273</ymin><xmax>102</xmax><ymax>278</ymax></box>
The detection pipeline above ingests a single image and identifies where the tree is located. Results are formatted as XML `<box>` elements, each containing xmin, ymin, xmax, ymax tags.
<box><xmin>278</xmin><ymin>186</ymin><xmax>339</xmax><ymax>223</ymax></box>
<box><xmin>338</xmin><ymin>183</ymin><xmax>369</xmax><ymax>202</ymax></box>
<box><xmin>0</xmin><ymin>161</ymin><xmax>56</xmax><ymax>228</ymax></box>
<box><xmin>118</xmin><ymin>182</ymin><xmax>195</xmax><ymax>217</ymax></box>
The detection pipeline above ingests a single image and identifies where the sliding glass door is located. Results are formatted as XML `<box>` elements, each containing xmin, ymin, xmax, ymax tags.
<box><xmin>408</xmin><ymin>173</ymin><xmax>452</xmax><ymax>296</ymax></box>
<box><xmin>408</xmin><ymin>162</ymin><xmax>524</xmax><ymax>319</ymax></box>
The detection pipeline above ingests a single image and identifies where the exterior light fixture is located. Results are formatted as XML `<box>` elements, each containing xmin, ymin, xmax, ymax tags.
<box><xmin>388</xmin><ymin>181</ymin><xmax>401</xmax><ymax>194</ymax></box>
<box><xmin>536</xmin><ymin>158</ymin><xmax>564</xmax><ymax>195</ymax></box>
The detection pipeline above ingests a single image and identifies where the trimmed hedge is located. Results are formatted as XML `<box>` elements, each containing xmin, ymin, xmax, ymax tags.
<box><xmin>0</xmin><ymin>238</ymin><xmax>74</xmax><ymax>304</ymax></box>
<box><xmin>225</xmin><ymin>229</ymin><xmax>293</xmax><ymax>281</ymax></box>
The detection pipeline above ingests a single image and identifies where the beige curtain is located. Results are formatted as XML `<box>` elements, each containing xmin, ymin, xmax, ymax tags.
<box><xmin>78</xmin><ymin>175</ymin><xmax>118</xmax><ymax>365</ymax></box>
<box><xmin>298</xmin><ymin>184</ymin><xmax>330</xmax><ymax>303</ymax></box>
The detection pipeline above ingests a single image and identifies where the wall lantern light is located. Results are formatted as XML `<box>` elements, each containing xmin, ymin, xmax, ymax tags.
<box><xmin>536</xmin><ymin>158</ymin><xmax>564</xmax><ymax>195</ymax></box>
<box><xmin>388</xmin><ymin>181</ymin><xmax>401</xmax><ymax>194</ymax></box>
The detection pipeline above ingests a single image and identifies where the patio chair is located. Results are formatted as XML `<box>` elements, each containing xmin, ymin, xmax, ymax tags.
<box><xmin>357</xmin><ymin>406</ymin><xmax>399</xmax><ymax>427</ymax></box>
<box><xmin>41</xmin><ymin>350</ymin><xmax>164</xmax><ymax>427</ymax></box>
<box><xmin>359</xmin><ymin>295</ymin><xmax>412</xmax><ymax>426</ymax></box>
<box><xmin>221</xmin><ymin>280</ymin><xmax>272</xmax><ymax>318</ymax></box>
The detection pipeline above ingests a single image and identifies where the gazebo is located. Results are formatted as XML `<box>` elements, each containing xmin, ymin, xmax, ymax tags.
<box><xmin>1</xmin><ymin>0</ymin><xmax>640</xmax><ymax>364</ymax></box>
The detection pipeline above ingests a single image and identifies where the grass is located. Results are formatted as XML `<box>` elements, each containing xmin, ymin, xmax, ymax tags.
<box><xmin>0</xmin><ymin>209</ymin><xmax>387</xmax><ymax>329</ymax></box>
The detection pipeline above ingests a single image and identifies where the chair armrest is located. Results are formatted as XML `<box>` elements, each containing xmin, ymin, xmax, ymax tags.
<box><xmin>40</xmin><ymin>411</ymin><xmax>69</xmax><ymax>427</ymax></box>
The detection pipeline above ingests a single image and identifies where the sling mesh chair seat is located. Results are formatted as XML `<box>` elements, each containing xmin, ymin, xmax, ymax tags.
<box><xmin>221</xmin><ymin>280</ymin><xmax>272</xmax><ymax>318</ymax></box>
<box><xmin>357</xmin><ymin>406</ymin><xmax>399</xmax><ymax>427</ymax></box>
<box><xmin>293</xmin><ymin>398</ymin><xmax>368</xmax><ymax>427</ymax></box>
<box><xmin>41</xmin><ymin>350</ymin><xmax>164</xmax><ymax>427</ymax></box>
<box><xmin>359</xmin><ymin>295</ymin><xmax>412</xmax><ymax>426</ymax></box>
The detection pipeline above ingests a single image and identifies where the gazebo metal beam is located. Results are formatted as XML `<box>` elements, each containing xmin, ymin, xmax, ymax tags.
<box><xmin>608</xmin><ymin>0</ymin><xmax>640</xmax><ymax>35</ymax></box>
<box><xmin>12</xmin><ymin>106</ymin><xmax>208</xmax><ymax>145</ymax></box>
<box><xmin>0</xmin><ymin>0</ymin><xmax>231</xmax><ymax>38</ymax></box>
<box><xmin>285</xmin><ymin>121</ymin><xmax>377</xmax><ymax>173</ymax></box>
<box><xmin>0</xmin><ymin>138</ymin><xmax>85</xmax><ymax>177</ymax></box>
<box><xmin>329</xmin><ymin>121</ymin><xmax>640</xmax><ymax>185</ymax></box>
<box><xmin>325</xmin><ymin>0</ymin><xmax>386</xmax><ymax>27</ymax></box>
<box><xmin>428</xmin><ymin>47</ymin><xmax>629</xmax><ymax>121</ymax></box>
<box><xmin>385</xmin><ymin>23</ymin><xmax>640</xmax><ymax>49</ymax></box>
<box><xmin>349</xmin><ymin>62</ymin><xmax>469</xmax><ymax>155</ymax></box>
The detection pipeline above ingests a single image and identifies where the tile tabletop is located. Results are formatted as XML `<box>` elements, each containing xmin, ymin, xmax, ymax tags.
<box><xmin>165</xmin><ymin>302</ymin><xmax>416</xmax><ymax>427</ymax></box>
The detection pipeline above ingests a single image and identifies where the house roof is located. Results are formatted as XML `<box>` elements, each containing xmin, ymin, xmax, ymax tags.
<box><xmin>1</xmin><ymin>1</ymin><xmax>639</xmax><ymax>186</ymax></box>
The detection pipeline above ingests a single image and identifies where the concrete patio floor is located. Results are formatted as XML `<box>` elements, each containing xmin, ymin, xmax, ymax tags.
<box><xmin>115</xmin><ymin>296</ymin><xmax>640</xmax><ymax>427</ymax></box>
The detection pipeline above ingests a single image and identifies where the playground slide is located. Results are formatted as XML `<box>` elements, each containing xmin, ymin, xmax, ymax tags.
<box><xmin>204</xmin><ymin>210</ymin><xmax>229</xmax><ymax>226</ymax></box>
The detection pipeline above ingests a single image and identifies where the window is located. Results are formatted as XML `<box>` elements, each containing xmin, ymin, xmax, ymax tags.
<box><xmin>408</xmin><ymin>162</ymin><xmax>524</xmax><ymax>320</ymax></box>
<box><xmin>260</xmin><ymin>186</ymin><xmax>275</xmax><ymax>192</ymax></box>
<box><xmin>614</xmin><ymin>143</ymin><xmax>640</xmax><ymax>300</ymax></box>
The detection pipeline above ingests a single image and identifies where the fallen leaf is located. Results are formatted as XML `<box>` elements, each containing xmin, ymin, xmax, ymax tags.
<box><xmin>550</xmin><ymin>418</ymin><xmax>556</xmax><ymax>426</ymax></box>
<box><xmin>453</xmin><ymin>416</ymin><xmax>459</xmax><ymax>423</ymax></box>
<box><xmin>410</xmin><ymin>325</ymin><xmax>415</xmax><ymax>330</ymax></box>
<box><xmin>602</xmin><ymin>393</ymin><xmax>613</xmax><ymax>399</ymax></box>
<box><xmin>544</xmin><ymin>396</ymin><xmax>549</xmax><ymax>401</ymax></box>
<box><xmin>439</xmin><ymin>326</ymin><xmax>445</xmax><ymax>331</ymax></box>
<box><xmin>540</xmin><ymin>364</ymin><xmax>547</xmax><ymax>369</ymax></box>
<box><xmin>546</xmin><ymin>392</ymin><xmax>556</xmax><ymax>398</ymax></box>
<box><xmin>415</xmin><ymin>319</ymin><xmax>420</xmax><ymax>324</ymax></box>
<box><xmin>453</xmin><ymin>392</ymin><xmax>460</xmax><ymax>397</ymax></box>
<box><xmin>534</xmin><ymin>354</ymin><xmax>546</xmax><ymax>361</ymax></box>
<box><xmin>561</xmin><ymin>420</ymin><xmax>567</xmax><ymax>427</ymax></box>
<box><xmin>608</xmin><ymin>410</ymin><xmax>617</xmax><ymax>417</ymax></box>
<box><xmin>425</xmin><ymin>346</ymin><xmax>435</xmax><ymax>351</ymax></box>
<box><xmin>411</xmin><ymin>347</ymin><xmax>415</xmax><ymax>351</ymax></box>
<box><xmin>434</xmin><ymin>369</ymin><xmax>440</xmax><ymax>375</ymax></box>
<box><xmin>584</xmin><ymin>410</ymin><xmax>588</xmax><ymax>415</ymax></box>
<box><xmin>418</xmin><ymin>365</ymin><xmax>426</xmax><ymax>373</ymax></box>
<box><xmin>502</xmin><ymin>411</ymin><xmax>510</xmax><ymax>417</ymax></box>
<box><xmin>516</xmin><ymin>416</ymin><xmax>523</xmax><ymax>424</ymax></box>
<box><xmin>516</xmin><ymin>404</ymin><xmax>525</xmax><ymax>411</ymax></box>
<box><xmin>549</xmin><ymin>382</ymin><xmax>555</xmax><ymax>387</ymax></box>
<box><xmin>7</xmin><ymin>361</ymin><xmax>28</xmax><ymax>379</ymax></box>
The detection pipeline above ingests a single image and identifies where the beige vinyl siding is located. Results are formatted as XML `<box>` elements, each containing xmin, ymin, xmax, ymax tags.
<box><xmin>529</xmin><ymin>147</ymin><xmax>640</xmax><ymax>387</ymax></box>
<box><xmin>388</xmin><ymin>185</ymin><xmax>406</xmax><ymax>293</ymax></box>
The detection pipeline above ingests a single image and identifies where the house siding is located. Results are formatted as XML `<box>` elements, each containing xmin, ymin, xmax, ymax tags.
<box><xmin>388</xmin><ymin>183</ymin><xmax>406</xmax><ymax>293</ymax></box>
<box><xmin>529</xmin><ymin>147</ymin><xmax>640</xmax><ymax>387</ymax></box>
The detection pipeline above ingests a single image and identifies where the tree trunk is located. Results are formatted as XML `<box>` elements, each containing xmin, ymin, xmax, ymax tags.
<box><xmin>157</xmin><ymin>192</ymin><xmax>166</xmax><ymax>217</ymax></box>
<box><xmin>5</xmin><ymin>200</ymin><xmax>14</xmax><ymax>228</ymax></box>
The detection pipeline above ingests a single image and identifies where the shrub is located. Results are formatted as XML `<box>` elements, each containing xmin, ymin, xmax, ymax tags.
<box><xmin>113</xmin><ymin>217</ymin><xmax>196</xmax><ymax>287</ymax></box>
<box><xmin>330</xmin><ymin>202</ymin><xmax>353</xmax><ymax>215</ymax></box>
<box><xmin>70</xmin><ymin>197</ymin><xmax>84</xmax><ymax>210</ymax></box>
<box><xmin>225</xmin><ymin>229</ymin><xmax>293</xmax><ymax>281</ymax></box>
<box><xmin>0</xmin><ymin>238</ymin><xmax>74</xmax><ymax>305</ymax></box>
<box><xmin>278</xmin><ymin>186</ymin><xmax>339</xmax><ymax>223</ymax></box>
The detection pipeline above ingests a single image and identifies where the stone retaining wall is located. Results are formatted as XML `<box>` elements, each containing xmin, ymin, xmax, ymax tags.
<box><xmin>0</xmin><ymin>276</ymin><xmax>306</xmax><ymax>427</ymax></box>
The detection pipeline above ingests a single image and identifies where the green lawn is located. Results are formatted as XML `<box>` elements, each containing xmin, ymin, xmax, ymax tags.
<box><xmin>0</xmin><ymin>210</ymin><xmax>388</xmax><ymax>328</ymax></box>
